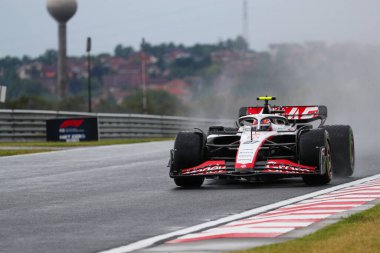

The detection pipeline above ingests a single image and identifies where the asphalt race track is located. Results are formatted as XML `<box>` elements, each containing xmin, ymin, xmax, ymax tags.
<box><xmin>1</xmin><ymin>141</ymin><xmax>379</xmax><ymax>253</ymax></box>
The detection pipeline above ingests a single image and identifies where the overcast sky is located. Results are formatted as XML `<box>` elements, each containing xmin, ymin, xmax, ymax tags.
<box><xmin>1</xmin><ymin>0</ymin><xmax>380</xmax><ymax>57</ymax></box>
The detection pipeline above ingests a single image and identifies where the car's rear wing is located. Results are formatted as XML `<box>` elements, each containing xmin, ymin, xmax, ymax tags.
<box><xmin>239</xmin><ymin>105</ymin><xmax>327</xmax><ymax>124</ymax></box>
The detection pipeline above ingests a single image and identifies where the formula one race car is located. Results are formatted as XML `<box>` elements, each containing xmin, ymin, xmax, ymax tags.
<box><xmin>169</xmin><ymin>96</ymin><xmax>355</xmax><ymax>187</ymax></box>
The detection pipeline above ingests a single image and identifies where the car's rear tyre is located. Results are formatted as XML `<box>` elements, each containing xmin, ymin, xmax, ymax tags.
<box><xmin>172</xmin><ymin>131</ymin><xmax>205</xmax><ymax>188</ymax></box>
<box><xmin>300</xmin><ymin>129</ymin><xmax>332</xmax><ymax>185</ymax></box>
<box><xmin>322</xmin><ymin>125</ymin><xmax>355</xmax><ymax>177</ymax></box>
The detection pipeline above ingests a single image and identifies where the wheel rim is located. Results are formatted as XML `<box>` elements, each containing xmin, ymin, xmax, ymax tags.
<box><xmin>350</xmin><ymin>132</ymin><xmax>355</xmax><ymax>169</ymax></box>
<box><xmin>326</xmin><ymin>143</ymin><xmax>332</xmax><ymax>178</ymax></box>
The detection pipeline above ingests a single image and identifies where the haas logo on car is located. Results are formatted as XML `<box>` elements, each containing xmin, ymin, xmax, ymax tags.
<box><xmin>247</xmin><ymin>106</ymin><xmax>319</xmax><ymax>120</ymax></box>
<box><xmin>284</xmin><ymin>106</ymin><xmax>318</xmax><ymax>120</ymax></box>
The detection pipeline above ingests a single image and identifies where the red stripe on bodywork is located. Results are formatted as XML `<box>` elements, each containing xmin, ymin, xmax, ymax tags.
<box><xmin>247</xmin><ymin>107</ymin><xmax>264</xmax><ymax>115</ymax></box>
<box><xmin>266</xmin><ymin>159</ymin><xmax>315</xmax><ymax>173</ymax></box>
<box><xmin>181</xmin><ymin>161</ymin><xmax>226</xmax><ymax>175</ymax></box>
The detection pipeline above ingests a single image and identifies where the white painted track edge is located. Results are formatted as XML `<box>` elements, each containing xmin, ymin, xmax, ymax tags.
<box><xmin>98</xmin><ymin>174</ymin><xmax>380</xmax><ymax>253</ymax></box>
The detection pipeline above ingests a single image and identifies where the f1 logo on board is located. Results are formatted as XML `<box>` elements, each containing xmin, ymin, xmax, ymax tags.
<box><xmin>59</xmin><ymin>119</ymin><xmax>85</xmax><ymax>135</ymax></box>
<box><xmin>60</xmin><ymin>119</ymin><xmax>84</xmax><ymax>129</ymax></box>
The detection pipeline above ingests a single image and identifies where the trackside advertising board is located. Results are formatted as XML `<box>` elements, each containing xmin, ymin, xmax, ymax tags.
<box><xmin>46</xmin><ymin>117</ymin><xmax>99</xmax><ymax>142</ymax></box>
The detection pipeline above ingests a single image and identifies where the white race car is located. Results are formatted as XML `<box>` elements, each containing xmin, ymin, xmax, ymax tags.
<box><xmin>169</xmin><ymin>96</ymin><xmax>355</xmax><ymax>188</ymax></box>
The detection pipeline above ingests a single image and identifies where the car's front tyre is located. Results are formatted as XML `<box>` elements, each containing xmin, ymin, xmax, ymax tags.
<box><xmin>171</xmin><ymin>131</ymin><xmax>205</xmax><ymax>188</ymax></box>
<box><xmin>174</xmin><ymin>177</ymin><xmax>204</xmax><ymax>188</ymax></box>
<box><xmin>299</xmin><ymin>129</ymin><xmax>332</xmax><ymax>185</ymax></box>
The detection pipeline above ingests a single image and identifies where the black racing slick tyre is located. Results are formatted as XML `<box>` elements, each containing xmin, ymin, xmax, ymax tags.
<box><xmin>174</xmin><ymin>177</ymin><xmax>204</xmax><ymax>188</ymax></box>
<box><xmin>299</xmin><ymin>129</ymin><xmax>332</xmax><ymax>185</ymax></box>
<box><xmin>322</xmin><ymin>125</ymin><xmax>355</xmax><ymax>177</ymax></box>
<box><xmin>172</xmin><ymin>131</ymin><xmax>205</xmax><ymax>188</ymax></box>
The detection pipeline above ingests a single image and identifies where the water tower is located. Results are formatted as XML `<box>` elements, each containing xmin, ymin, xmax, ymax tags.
<box><xmin>47</xmin><ymin>0</ymin><xmax>77</xmax><ymax>99</ymax></box>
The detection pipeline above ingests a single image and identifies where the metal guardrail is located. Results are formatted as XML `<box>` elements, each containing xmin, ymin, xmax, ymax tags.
<box><xmin>0</xmin><ymin>109</ymin><xmax>234</xmax><ymax>141</ymax></box>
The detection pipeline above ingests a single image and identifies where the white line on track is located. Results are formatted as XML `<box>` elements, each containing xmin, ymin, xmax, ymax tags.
<box><xmin>98</xmin><ymin>174</ymin><xmax>380</xmax><ymax>253</ymax></box>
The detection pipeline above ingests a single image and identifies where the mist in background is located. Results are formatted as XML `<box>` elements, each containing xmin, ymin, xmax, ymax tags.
<box><xmin>193</xmin><ymin>42</ymin><xmax>379</xmax><ymax>176</ymax></box>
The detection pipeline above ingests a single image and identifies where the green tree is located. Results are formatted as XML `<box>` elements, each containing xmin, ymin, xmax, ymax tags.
<box><xmin>2</xmin><ymin>96</ymin><xmax>54</xmax><ymax>110</ymax></box>
<box><xmin>225</xmin><ymin>36</ymin><xmax>249</xmax><ymax>51</ymax></box>
<box><xmin>121</xmin><ymin>90</ymin><xmax>188</xmax><ymax>116</ymax></box>
<box><xmin>114</xmin><ymin>44</ymin><xmax>134</xmax><ymax>59</ymax></box>
<box><xmin>58</xmin><ymin>96</ymin><xmax>87</xmax><ymax>112</ymax></box>
<box><xmin>95</xmin><ymin>97</ymin><xmax>122</xmax><ymax>113</ymax></box>
<box><xmin>0</xmin><ymin>74</ymin><xmax>50</xmax><ymax>99</ymax></box>
<box><xmin>0</xmin><ymin>56</ymin><xmax>21</xmax><ymax>70</ymax></box>
<box><xmin>37</xmin><ymin>49</ymin><xmax>57</xmax><ymax>65</ymax></box>
<box><xmin>169</xmin><ymin>56</ymin><xmax>212</xmax><ymax>79</ymax></box>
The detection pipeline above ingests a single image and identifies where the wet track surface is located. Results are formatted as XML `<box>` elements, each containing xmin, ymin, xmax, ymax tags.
<box><xmin>0</xmin><ymin>141</ymin><xmax>378</xmax><ymax>253</ymax></box>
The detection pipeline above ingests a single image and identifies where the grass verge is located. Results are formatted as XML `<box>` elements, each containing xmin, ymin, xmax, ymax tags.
<box><xmin>0</xmin><ymin>149</ymin><xmax>55</xmax><ymax>157</ymax></box>
<box><xmin>0</xmin><ymin>138</ymin><xmax>172</xmax><ymax>157</ymax></box>
<box><xmin>231</xmin><ymin>204</ymin><xmax>380</xmax><ymax>253</ymax></box>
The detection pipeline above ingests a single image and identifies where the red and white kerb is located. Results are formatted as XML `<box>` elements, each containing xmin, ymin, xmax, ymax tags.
<box><xmin>167</xmin><ymin>178</ymin><xmax>380</xmax><ymax>244</ymax></box>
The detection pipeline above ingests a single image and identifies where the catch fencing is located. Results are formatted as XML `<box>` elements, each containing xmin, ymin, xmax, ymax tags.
<box><xmin>0</xmin><ymin>109</ymin><xmax>234</xmax><ymax>141</ymax></box>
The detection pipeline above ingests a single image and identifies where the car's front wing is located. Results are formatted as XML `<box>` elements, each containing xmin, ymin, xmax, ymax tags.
<box><xmin>171</xmin><ymin>159</ymin><xmax>317</xmax><ymax>178</ymax></box>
